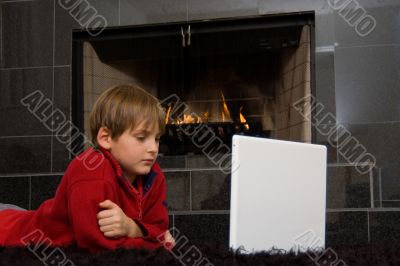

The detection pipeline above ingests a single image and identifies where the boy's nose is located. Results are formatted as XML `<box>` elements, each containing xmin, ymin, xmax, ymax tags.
<box><xmin>147</xmin><ymin>140</ymin><xmax>158</xmax><ymax>153</ymax></box>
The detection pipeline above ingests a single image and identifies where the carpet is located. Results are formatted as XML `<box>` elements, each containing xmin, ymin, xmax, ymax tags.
<box><xmin>1</xmin><ymin>243</ymin><xmax>399</xmax><ymax>265</ymax></box>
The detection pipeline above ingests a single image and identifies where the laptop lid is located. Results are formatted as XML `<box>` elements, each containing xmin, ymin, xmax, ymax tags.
<box><xmin>229</xmin><ymin>135</ymin><xmax>327</xmax><ymax>252</ymax></box>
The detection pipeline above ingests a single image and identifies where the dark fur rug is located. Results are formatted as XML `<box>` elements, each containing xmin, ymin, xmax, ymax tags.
<box><xmin>1</xmin><ymin>243</ymin><xmax>400</xmax><ymax>265</ymax></box>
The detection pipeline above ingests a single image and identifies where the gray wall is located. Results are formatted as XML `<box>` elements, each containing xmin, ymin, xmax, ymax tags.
<box><xmin>0</xmin><ymin>0</ymin><xmax>399</xmax><ymax>246</ymax></box>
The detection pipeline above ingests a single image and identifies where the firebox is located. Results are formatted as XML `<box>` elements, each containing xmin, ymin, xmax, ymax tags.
<box><xmin>72</xmin><ymin>12</ymin><xmax>315</xmax><ymax>156</ymax></box>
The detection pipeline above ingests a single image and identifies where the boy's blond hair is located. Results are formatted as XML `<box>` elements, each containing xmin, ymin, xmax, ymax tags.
<box><xmin>89</xmin><ymin>84</ymin><xmax>165</xmax><ymax>146</ymax></box>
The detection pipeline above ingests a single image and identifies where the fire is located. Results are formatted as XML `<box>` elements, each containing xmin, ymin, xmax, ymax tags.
<box><xmin>220</xmin><ymin>91</ymin><xmax>231</xmax><ymax>122</ymax></box>
<box><xmin>164</xmin><ymin>95</ymin><xmax>249</xmax><ymax>129</ymax></box>
<box><xmin>165</xmin><ymin>105</ymin><xmax>172</xmax><ymax>124</ymax></box>
<box><xmin>203</xmin><ymin>111</ymin><xmax>209</xmax><ymax>123</ymax></box>
<box><xmin>183</xmin><ymin>114</ymin><xmax>195</xmax><ymax>124</ymax></box>
<box><xmin>239</xmin><ymin>106</ymin><xmax>250</xmax><ymax>130</ymax></box>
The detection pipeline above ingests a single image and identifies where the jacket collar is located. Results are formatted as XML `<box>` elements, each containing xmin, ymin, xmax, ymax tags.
<box><xmin>96</xmin><ymin>146</ymin><xmax>124</xmax><ymax>178</ymax></box>
<box><xmin>95</xmin><ymin>146</ymin><xmax>157</xmax><ymax>195</ymax></box>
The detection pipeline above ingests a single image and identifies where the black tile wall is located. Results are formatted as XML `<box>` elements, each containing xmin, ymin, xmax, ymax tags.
<box><xmin>0</xmin><ymin>68</ymin><xmax>53</xmax><ymax>136</ymax></box>
<box><xmin>326</xmin><ymin>211</ymin><xmax>368</xmax><ymax>246</ymax></box>
<box><xmin>372</xmin><ymin>166</ymin><xmax>382</xmax><ymax>208</ymax></box>
<box><xmin>0</xmin><ymin>137</ymin><xmax>51</xmax><ymax>174</ymax></box>
<box><xmin>157</xmin><ymin>155</ymin><xmax>186</xmax><ymax>169</ymax></box>
<box><xmin>333</xmin><ymin>3</ymin><xmax>400</xmax><ymax>47</ymax></box>
<box><xmin>0</xmin><ymin>4</ymin><xmax>2</xmax><ymax>68</ymax></box>
<box><xmin>315</xmin><ymin>51</ymin><xmax>336</xmax><ymax>118</ymax></box>
<box><xmin>188</xmin><ymin>0</ymin><xmax>258</xmax><ymax>21</ymax></box>
<box><xmin>120</xmin><ymin>0</ymin><xmax>187</xmax><ymax>26</ymax></box>
<box><xmin>168</xmin><ymin>215</ymin><xmax>174</xmax><ymax>232</ymax></box>
<box><xmin>191</xmin><ymin>170</ymin><xmax>230</xmax><ymax>210</ymax></box>
<box><xmin>315</xmin><ymin>129</ymin><xmax>338</xmax><ymax>163</ymax></box>
<box><xmin>165</xmin><ymin>171</ymin><xmax>190</xmax><ymax>211</ymax></box>
<box><xmin>52</xmin><ymin>136</ymin><xmax>71</xmax><ymax>173</ymax></box>
<box><xmin>186</xmin><ymin>155</ymin><xmax>229</xmax><ymax>170</ymax></box>
<box><xmin>326</xmin><ymin>165</ymin><xmax>371</xmax><ymax>209</ymax></box>
<box><xmin>55</xmin><ymin>2</ymin><xmax>80</xmax><ymax>66</ymax></box>
<box><xmin>0</xmin><ymin>176</ymin><xmax>30</xmax><ymax>210</ymax></box>
<box><xmin>369</xmin><ymin>211</ymin><xmax>400</xmax><ymax>244</ymax></box>
<box><xmin>1</xmin><ymin>0</ymin><xmax>54</xmax><ymax>68</ymax></box>
<box><xmin>54</xmin><ymin>67</ymin><xmax>71</xmax><ymax>119</ymax></box>
<box><xmin>338</xmin><ymin>123</ymin><xmax>400</xmax><ymax>201</ymax></box>
<box><xmin>335</xmin><ymin>46</ymin><xmax>400</xmax><ymax>124</ymax></box>
<box><xmin>30</xmin><ymin>175</ymin><xmax>62</xmax><ymax>210</ymax></box>
<box><xmin>314</xmin><ymin>11</ymin><xmax>335</xmax><ymax>47</ymax></box>
<box><xmin>259</xmin><ymin>0</ymin><xmax>326</xmax><ymax>15</ymax></box>
<box><xmin>86</xmin><ymin>0</ymin><xmax>119</xmax><ymax>27</ymax></box>
<box><xmin>174</xmin><ymin>214</ymin><xmax>230</xmax><ymax>246</ymax></box>
<box><xmin>381</xmin><ymin>201</ymin><xmax>400</xmax><ymax>208</ymax></box>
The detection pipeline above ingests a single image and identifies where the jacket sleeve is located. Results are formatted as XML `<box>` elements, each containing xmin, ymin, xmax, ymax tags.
<box><xmin>134</xmin><ymin>168</ymin><xmax>169</xmax><ymax>243</ymax></box>
<box><xmin>68</xmin><ymin>180</ymin><xmax>153</xmax><ymax>252</ymax></box>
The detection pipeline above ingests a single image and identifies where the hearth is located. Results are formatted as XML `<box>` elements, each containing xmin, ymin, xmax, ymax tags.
<box><xmin>73</xmin><ymin>13</ymin><xmax>315</xmax><ymax>155</ymax></box>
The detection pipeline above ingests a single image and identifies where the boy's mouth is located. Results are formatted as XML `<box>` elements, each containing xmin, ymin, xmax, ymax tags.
<box><xmin>141</xmin><ymin>159</ymin><xmax>154</xmax><ymax>165</ymax></box>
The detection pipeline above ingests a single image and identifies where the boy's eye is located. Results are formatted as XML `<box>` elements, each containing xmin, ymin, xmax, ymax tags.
<box><xmin>136</xmin><ymin>135</ymin><xmax>145</xmax><ymax>140</ymax></box>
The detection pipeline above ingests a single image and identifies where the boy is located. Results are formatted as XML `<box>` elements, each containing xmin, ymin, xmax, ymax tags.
<box><xmin>0</xmin><ymin>84</ymin><xmax>174</xmax><ymax>252</ymax></box>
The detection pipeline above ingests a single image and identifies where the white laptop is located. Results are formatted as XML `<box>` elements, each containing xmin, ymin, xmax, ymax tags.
<box><xmin>229</xmin><ymin>135</ymin><xmax>327</xmax><ymax>253</ymax></box>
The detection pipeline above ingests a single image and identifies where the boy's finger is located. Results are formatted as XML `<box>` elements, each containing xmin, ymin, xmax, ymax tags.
<box><xmin>97</xmin><ymin>217</ymin><xmax>119</xmax><ymax>226</ymax></box>
<box><xmin>104</xmin><ymin>231</ymin><xmax>118</xmax><ymax>238</ymax></box>
<box><xmin>96</xmin><ymin>209</ymin><xmax>114</xmax><ymax>219</ymax></box>
<box><xmin>98</xmin><ymin>216</ymin><xmax>115</xmax><ymax>226</ymax></box>
<box><xmin>99</xmin><ymin>224</ymin><xmax>114</xmax><ymax>233</ymax></box>
<box><xmin>99</xmin><ymin>200</ymin><xmax>117</xmax><ymax>209</ymax></box>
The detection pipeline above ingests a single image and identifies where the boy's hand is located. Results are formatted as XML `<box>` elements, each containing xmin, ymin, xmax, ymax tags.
<box><xmin>164</xmin><ymin>230</ymin><xmax>175</xmax><ymax>250</ymax></box>
<box><xmin>97</xmin><ymin>200</ymin><xmax>143</xmax><ymax>238</ymax></box>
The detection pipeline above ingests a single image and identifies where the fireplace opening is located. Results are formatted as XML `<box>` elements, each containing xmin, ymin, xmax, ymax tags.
<box><xmin>73</xmin><ymin>13</ymin><xmax>315</xmax><ymax>156</ymax></box>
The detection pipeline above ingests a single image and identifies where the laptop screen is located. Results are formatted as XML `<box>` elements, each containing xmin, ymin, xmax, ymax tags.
<box><xmin>229</xmin><ymin>135</ymin><xmax>327</xmax><ymax>252</ymax></box>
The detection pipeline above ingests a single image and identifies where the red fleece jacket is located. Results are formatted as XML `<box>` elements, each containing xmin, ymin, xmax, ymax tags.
<box><xmin>0</xmin><ymin>147</ymin><xmax>169</xmax><ymax>252</ymax></box>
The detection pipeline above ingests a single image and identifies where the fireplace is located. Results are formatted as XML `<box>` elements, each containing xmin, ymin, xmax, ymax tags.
<box><xmin>73</xmin><ymin>13</ymin><xmax>315</xmax><ymax>155</ymax></box>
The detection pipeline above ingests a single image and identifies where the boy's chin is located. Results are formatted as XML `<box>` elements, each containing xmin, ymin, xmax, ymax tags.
<box><xmin>137</xmin><ymin>167</ymin><xmax>152</xmax><ymax>175</ymax></box>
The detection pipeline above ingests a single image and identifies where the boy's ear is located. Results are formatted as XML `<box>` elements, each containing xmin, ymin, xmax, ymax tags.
<box><xmin>97</xmin><ymin>127</ymin><xmax>112</xmax><ymax>150</ymax></box>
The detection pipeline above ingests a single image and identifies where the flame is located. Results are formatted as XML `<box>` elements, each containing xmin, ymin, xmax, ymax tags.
<box><xmin>165</xmin><ymin>105</ymin><xmax>172</xmax><ymax>124</ymax></box>
<box><xmin>220</xmin><ymin>91</ymin><xmax>231</xmax><ymax>122</ymax></box>
<box><xmin>239</xmin><ymin>106</ymin><xmax>250</xmax><ymax>130</ymax></box>
<box><xmin>165</xmin><ymin>98</ymin><xmax>249</xmax><ymax>127</ymax></box>
<box><xmin>183</xmin><ymin>114</ymin><xmax>195</xmax><ymax>124</ymax></box>
<box><xmin>203</xmin><ymin>111</ymin><xmax>209</xmax><ymax>123</ymax></box>
<box><xmin>239</xmin><ymin>106</ymin><xmax>246</xmax><ymax>123</ymax></box>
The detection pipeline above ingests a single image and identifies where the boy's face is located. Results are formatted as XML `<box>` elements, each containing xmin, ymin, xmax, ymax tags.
<box><xmin>108</xmin><ymin>122</ymin><xmax>161</xmax><ymax>182</ymax></box>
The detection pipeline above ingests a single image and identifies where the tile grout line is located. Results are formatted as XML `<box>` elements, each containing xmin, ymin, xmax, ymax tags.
<box><xmin>336</xmin><ymin>43</ymin><xmax>400</xmax><ymax>50</ymax></box>
<box><xmin>172</xmin><ymin>215</ymin><xmax>175</xmax><ymax>237</ymax></box>
<box><xmin>367</xmin><ymin>211</ymin><xmax>371</xmax><ymax>243</ymax></box>
<box><xmin>0</xmin><ymin>135</ymin><xmax>54</xmax><ymax>139</ymax></box>
<box><xmin>0</xmin><ymin>65</ymin><xmax>54</xmax><ymax>70</ymax></box>
<box><xmin>379</xmin><ymin>168</ymin><xmax>382</xmax><ymax>208</ymax></box>
<box><xmin>170</xmin><ymin>210</ymin><xmax>230</xmax><ymax>215</ymax></box>
<box><xmin>189</xmin><ymin>170</ymin><xmax>192</xmax><ymax>211</ymax></box>
<box><xmin>28</xmin><ymin>176</ymin><xmax>32</xmax><ymax>210</ymax></box>
<box><xmin>0</xmin><ymin>172</ymin><xmax>64</xmax><ymax>178</ymax></box>
<box><xmin>50</xmin><ymin>0</ymin><xmax>56</xmax><ymax>173</ymax></box>
<box><xmin>327</xmin><ymin>208</ymin><xmax>400</xmax><ymax>212</ymax></box>
<box><xmin>1</xmin><ymin>0</ymin><xmax>34</xmax><ymax>3</ymax></box>
<box><xmin>370</xmin><ymin>168</ymin><xmax>374</xmax><ymax>208</ymax></box>
<box><xmin>118</xmin><ymin>0</ymin><xmax>121</xmax><ymax>26</ymax></box>
<box><xmin>0</xmin><ymin>2</ymin><xmax>2</xmax><ymax>68</ymax></box>
<box><xmin>69</xmin><ymin>66</ymin><xmax>72</xmax><ymax>160</ymax></box>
